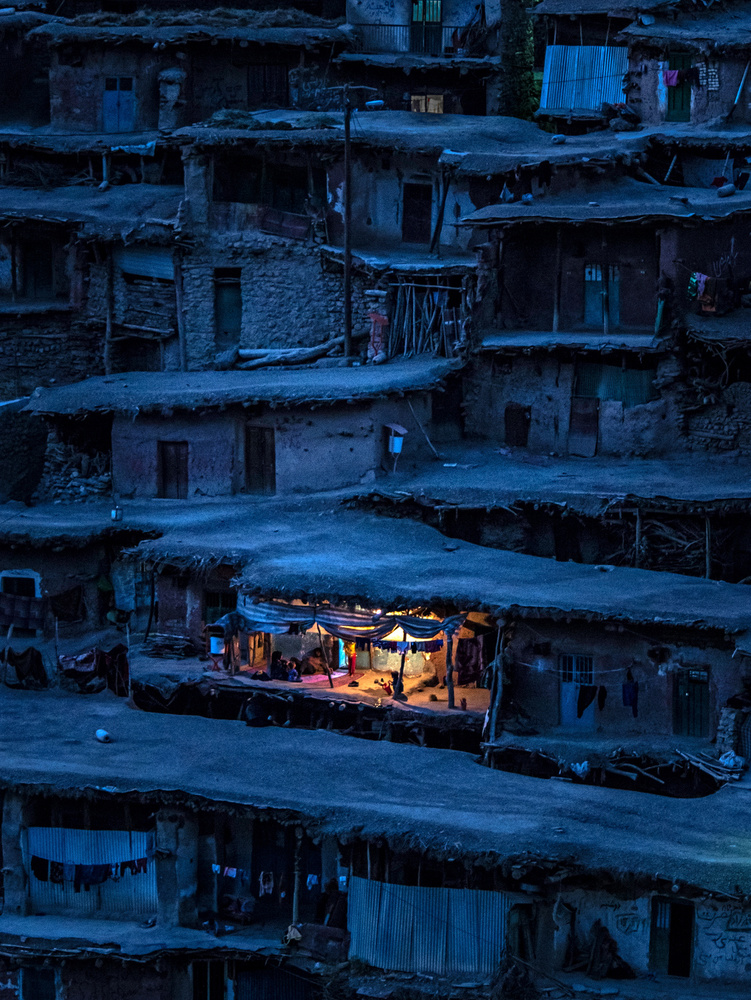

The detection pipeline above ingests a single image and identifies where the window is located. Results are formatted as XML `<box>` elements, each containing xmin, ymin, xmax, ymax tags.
<box><xmin>204</xmin><ymin>590</ymin><xmax>235</xmax><ymax>625</ymax></box>
<box><xmin>157</xmin><ymin>441</ymin><xmax>188</xmax><ymax>499</ymax></box>
<box><xmin>584</xmin><ymin>264</ymin><xmax>620</xmax><ymax>327</ymax></box>
<box><xmin>402</xmin><ymin>183</ymin><xmax>433</xmax><ymax>244</ymax></box>
<box><xmin>103</xmin><ymin>76</ymin><xmax>135</xmax><ymax>132</ymax></box>
<box><xmin>411</xmin><ymin>94</ymin><xmax>444</xmax><ymax>113</ymax></box>
<box><xmin>411</xmin><ymin>0</ymin><xmax>442</xmax><ymax>54</ymax></box>
<box><xmin>245</xmin><ymin>426</ymin><xmax>275</xmax><ymax>494</ymax></box>
<box><xmin>247</xmin><ymin>64</ymin><xmax>288</xmax><ymax>107</ymax></box>
<box><xmin>559</xmin><ymin>654</ymin><xmax>593</xmax><ymax>685</ymax></box>
<box><xmin>214</xmin><ymin>268</ymin><xmax>242</xmax><ymax>350</ymax></box>
<box><xmin>193</xmin><ymin>960</ymin><xmax>227</xmax><ymax>1000</ymax></box>
<box><xmin>2</xmin><ymin>572</ymin><xmax>40</xmax><ymax>637</ymax></box>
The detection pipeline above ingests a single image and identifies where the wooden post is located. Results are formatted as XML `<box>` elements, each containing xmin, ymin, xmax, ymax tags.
<box><xmin>317</xmin><ymin>623</ymin><xmax>334</xmax><ymax>689</ymax></box>
<box><xmin>173</xmin><ymin>256</ymin><xmax>188</xmax><ymax>372</ymax></box>
<box><xmin>343</xmin><ymin>84</ymin><xmax>353</xmax><ymax>358</ymax></box>
<box><xmin>10</xmin><ymin>227</ymin><xmax>16</xmax><ymax>303</ymax></box>
<box><xmin>552</xmin><ymin>227</ymin><xmax>562</xmax><ymax>333</ymax></box>
<box><xmin>292</xmin><ymin>827</ymin><xmax>302</xmax><ymax>923</ymax></box>
<box><xmin>601</xmin><ymin>234</ymin><xmax>610</xmax><ymax>337</ymax></box>
<box><xmin>634</xmin><ymin>508</ymin><xmax>642</xmax><ymax>568</ymax></box>
<box><xmin>446</xmin><ymin>632</ymin><xmax>455</xmax><ymax>710</ymax></box>
<box><xmin>104</xmin><ymin>248</ymin><xmax>114</xmax><ymax>375</ymax></box>
<box><xmin>489</xmin><ymin>626</ymin><xmax>505</xmax><ymax>742</ymax></box>
<box><xmin>705</xmin><ymin>515</ymin><xmax>711</xmax><ymax>579</ymax></box>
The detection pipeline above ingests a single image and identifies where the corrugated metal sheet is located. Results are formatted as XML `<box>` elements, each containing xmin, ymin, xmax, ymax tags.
<box><xmin>576</xmin><ymin>361</ymin><xmax>657</xmax><ymax>407</ymax></box>
<box><xmin>25</xmin><ymin>828</ymin><xmax>157</xmax><ymax>916</ymax></box>
<box><xmin>113</xmin><ymin>246</ymin><xmax>174</xmax><ymax>280</ymax></box>
<box><xmin>540</xmin><ymin>45</ymin><xmax>628</xmax><ymax>112</ymax></box>
<box><xmin>348</xmin><ymin>876</ymin><xmax>510</xmax><ymax>975</ymax></box>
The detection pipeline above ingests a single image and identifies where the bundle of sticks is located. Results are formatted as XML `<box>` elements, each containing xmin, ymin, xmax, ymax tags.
<box><xmin>388</xmin><ymin>283</ymin><xmax>460</xmax><ymax>358</ymax></box>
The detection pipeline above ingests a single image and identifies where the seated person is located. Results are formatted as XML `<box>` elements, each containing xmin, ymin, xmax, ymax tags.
<box><xmin>300</xmin><ymin>647</ymin><xmax>328</xmax><ymax>675</ymax></box>
<box><xmin>269</xmin><ymin>650</ymin><xmax>288</xmax><ymax>680</ymax></box>
<box><xmin>287</xmin><ymin>658</ymin><xmax>301</xmax><ymax>683</ymax></box>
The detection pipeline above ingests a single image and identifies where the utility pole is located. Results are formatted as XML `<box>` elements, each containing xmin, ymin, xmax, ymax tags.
<box><xmin>343</xmin><ymin>84</ymin><xmax>353</xmax><ymax>359</ymax></box>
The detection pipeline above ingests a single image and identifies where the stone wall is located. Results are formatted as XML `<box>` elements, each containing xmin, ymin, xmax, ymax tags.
<box><xmin>180</xmin><ymin>238</ymin><xmax>371</xmax><ymax>368</ymax></box>
<box><xmin>0</xmin><ymin>316</ymin><xmax>101</xmax><ymax>399</ymax></box>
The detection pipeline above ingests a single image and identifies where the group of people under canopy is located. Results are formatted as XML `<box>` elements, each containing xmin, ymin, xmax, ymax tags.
<box><xmin>267</xmin><ymin>647</ymin><xmax>328</xmax><ymax>683</ymax></box>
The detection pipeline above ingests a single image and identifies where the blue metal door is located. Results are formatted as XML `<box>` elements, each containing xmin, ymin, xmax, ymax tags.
<box><xmin>103</xmin><ymin>77</ymin><xmax>135</xmax><ymax>132</ymax></box>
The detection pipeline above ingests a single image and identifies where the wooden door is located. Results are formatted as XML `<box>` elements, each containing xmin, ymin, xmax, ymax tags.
<box><xmin>568</xmin><ymin>397</ymin><xmax>599</xmax><ymax>457</ymax></box>
<box><xmin>402</xmin><ymin>184</ymin><xmax>433</xmax><ymax>244</ymax></box>
<box><xmin>158</xmin><ymin>441</ymin><xmax>188</xmax><ymax>499</ymax></box>
<box><xmin>673</xmin><ymin>668</ymin><xmax>709</xmax><ymax>737</ymax></box>
<box><xmin>245</xmin><ymin>426</ymin><xmax>275</xmax><ymax>494</ymax></box>
<box><xmin>504</xmin><ymin>403</ymin><xmax>531</xmax><ymax>447</ymax></box>
<box><xmin>666</xmin><ymin>53</ymin><xmax>691</xmax><ymax>122</ymax></box>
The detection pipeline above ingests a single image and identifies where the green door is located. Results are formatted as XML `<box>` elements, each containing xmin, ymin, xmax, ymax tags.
<box><xmin>666</xmin><ymin>53</ymin><xmax>691</xmax><ymax>122</ymax></box>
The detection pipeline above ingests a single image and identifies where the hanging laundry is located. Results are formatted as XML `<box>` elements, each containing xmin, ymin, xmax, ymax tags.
<box><xmin>259</xmin><ymin>871</ymin><xmax>274</xmax><ymax>896</ymax></box>
<box><xmin>63</xmin><ymin>862</ymin><xmax>75</xmax><ymax>882</ymax></box>
<box><xmin>577</xmin><ymin>684</ymin><xmax>598</xmax><ymax>718</ymax></box>
<box><xmin>31</xmin><ymin>856</ymin><xmax>49</xmax><ymax>882</ymax></box>
<box><xmin>224</xmin><ymin>867</ymin><xmax>237</xmax><ymax>878</ymax></box>
<box><xmin>597</xmin><ymin>686</ymin><xmax>607</xmax><ymax>711</ymax></box>
<box><xmin>134</xmin><ymin>857</ymin><xmax>148</xmax><ymax>874</ymax></box>
<box><xmin>306</xmin><ymin>874</ymin><xmax>319</xmax><ymax>891</ymax></box>
<box><xmin>663</xmin><ymin>69</ymin><xmax>681</xmax><ymax>87</ymax></box>
<box><xmin>622</xmin><ymin>673</ymin><xmax>639</xmax><ymax>718</ymax></box>
<box><xmin>212</xmin><ymin>864</ymin><xmax>221</xmax><ymax>874</ymax></box>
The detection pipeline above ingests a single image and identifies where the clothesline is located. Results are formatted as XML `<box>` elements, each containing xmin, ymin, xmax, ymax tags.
<box><xmin>30</xmin><ymin>853</ymin><xmax>150</xmax><ymax>890</ymax></box>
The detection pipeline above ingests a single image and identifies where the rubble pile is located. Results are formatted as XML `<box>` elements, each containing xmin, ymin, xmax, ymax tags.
<box><xmin>35</xmin><ymin>442</ymin><xmax>111</xmax><ymax>503</ymax></box>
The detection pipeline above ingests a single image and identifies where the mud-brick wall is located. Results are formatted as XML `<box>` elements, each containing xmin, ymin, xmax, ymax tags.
<box><xmin>0</xmin><ymin>407</ymin><xmax>47</xmax><ymax>502</ymax></box>
<box><xmin>49</xmin><ymin>46</ymin><xmax>163</xmax><ymax>132</ymax></box>
<box><xmin>462</xmin><ymin>354</ymin><xmax>682</xmax><ymax>457</ymax></box>
<box><xmin>180</xmin><ymin>239</ymin><xmax>371</xmax><ymax>368</ymax></box>
<box><xmin>628</xmin><ymin>49</ymin><xmax>751</xmax><ymax>126</ymax></box>
<box><xmin>505</xmin><ymin>619</ymin><xmax>738</xmax><ymax>738</ymax></box>
<box><xmin>112</xmin><ymin>393</ymin><xmax>434</xmax><ymax>497</ymax></box>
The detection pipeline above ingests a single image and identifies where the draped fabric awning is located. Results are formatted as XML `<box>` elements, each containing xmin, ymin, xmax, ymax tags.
<box><xmin>216</xmin><ymin>602</ymin><xmax>465</xmax><ymax>641</ymax></box>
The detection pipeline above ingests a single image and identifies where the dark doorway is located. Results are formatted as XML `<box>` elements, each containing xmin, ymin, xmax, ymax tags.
<box><xmin>504</xmin><ymin>403</ymin><xmax>531</xmax><ymax>447</ymax></box>
<box><xmin>21</xmin><ymin>240</ymin><xmax>54</xmax><ymax>299</ymax></box>
<box><xmin>402</xmin><ymin>183</ymin><xmax>433</xmax><ymax>244</ymax></box>
<box><xmin>214</xmin><ymin>268</ymin><xmax>242</xmax><ymax>350</ymax></box>
<box><xmin>651</xmin><ymin>899</ymin><xmax>693</xmax><ymax>977</ymax></box>
<box><xmin>158</xmin><ymin>441</ymin><xmax>189</xmax><ymax>499</ymax></box>
<box><xmin>245</xmin><ymin>426</ymin><xmax>275</xmax><ymax>494</ymax></box>
<box><xmin>568</xmin><ymin>397</ymin><xmax>599</xmax><ymax>457</ymax></box>
<box><xmin>673</xmin><ymin>668</ymin><xmax>710</xmax><ymax>737</ymax></box>
<box><xmin>193</xmin><ymin>959</ymin><xmax>226</xmax><ymax>1000</ymax></box>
